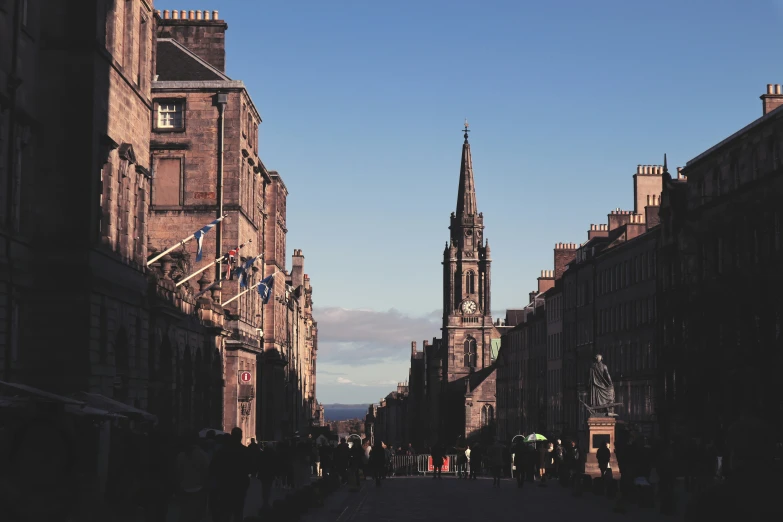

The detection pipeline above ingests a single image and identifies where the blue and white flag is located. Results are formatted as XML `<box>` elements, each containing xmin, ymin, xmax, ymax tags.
<box><xmin>193</xmin><ymin>216</ymin><xmax>223</xmax><ymax>262</ymax></box>
<box><xmin>257</xmin><ymin>274</ymin><xmax>274</xmax><ymax>304</ymax></box>
<box><xmin>234</xmin><ymin>254</ymin><xmax>261</xmax><ymax>288</ymax></box>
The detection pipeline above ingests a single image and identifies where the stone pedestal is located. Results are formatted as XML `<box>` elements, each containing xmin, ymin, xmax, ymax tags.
<box><xmin>585</xmin><ymin>416</ymin><xmax>621</xmax><ymax>478</ymax></box>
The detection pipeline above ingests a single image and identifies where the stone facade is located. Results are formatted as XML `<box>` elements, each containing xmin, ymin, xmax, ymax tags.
<box><xmin>659</xmin><ymin>84</ymin><xmax>783</xmax><ymax>444</ymax></box>
<box><xmin>1</xmin><ymin>4</ymin><xmax>318</xmax><ymax>448</ymax></box>
<box><xmin>498</xmin><ymin>163</ymin><xmax>665</xmax><ymax>446</ymax></box>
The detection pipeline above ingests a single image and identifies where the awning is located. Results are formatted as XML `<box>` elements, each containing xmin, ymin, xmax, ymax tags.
<box><xmin>71</xmin><ymin>392</ymin><xmax>157</xmax><ymax>423</ymax></box>
<box><xmin>0</xmin><ymin>381</ymin><xmax>123</xmax><ymax>419</ymax></box>
<box><xmin>0</xmin><ymin>380</ymin><xmax>84</xmax><ymax>405</ymax></box>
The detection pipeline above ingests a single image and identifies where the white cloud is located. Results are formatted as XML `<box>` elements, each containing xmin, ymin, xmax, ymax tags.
<box><xmin>314</xmin><ymin>306</ymin><xmax>441</xmax><ymax>366</ymax></box>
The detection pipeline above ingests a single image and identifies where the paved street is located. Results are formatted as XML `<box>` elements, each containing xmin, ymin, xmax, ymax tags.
<box><xmin>311</xmin><ymin>476</ymin><xmax>687</xmax><ymax>522</ymax></box>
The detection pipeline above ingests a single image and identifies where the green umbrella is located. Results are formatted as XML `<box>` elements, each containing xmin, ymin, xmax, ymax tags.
<box><xmin>525</xmin><ymin>433</ymin><xmax>547</xmax><ymax>442</ymax></box>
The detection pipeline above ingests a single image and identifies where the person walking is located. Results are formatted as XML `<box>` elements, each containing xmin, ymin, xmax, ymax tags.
<box><xmin>553</xmin><ymin>439</ymin><xmax>564</xmax><ymax>479</ymax></box>
<box><xmin>431</xmin><ymin>443</ymin><xmax>445</xmax><ymax>479</ymax></box>
<box><xmin>469</xmin><ymin>443</ymin><xmax>482</xmax><ymax>480</ymax></box>
<box><xmin>405</xmin><ymin>443</ymin><xmax>417</xmax><ymax>476</ymax></box>
<box><xmin>487</xmin><ymin>438</ymin><xmax>504</xmax><ymax>487</ymax></box>
<box><xmin>209</xmin><ymin>428</ymin><xmax>251</xmax><ymax>522</ymax></box>
<box><xmin>174</xmin><ymin>432</ymin><xmax>210</xmax><ymax>522</ymax></box>
<box><xmin>513</xmin><ymin>441</ymin><xmax>527</xmax><ymax>489</ymax></box>
<box><xmin>538</xmin><ymin>441</ymin><xmax>551</xmax><ymax>486</ymax></box>
<box><xmin>369</xmin><ymin>441</ymin><xmax>387</xmax><ymax>487</ymax></box>
<box><xmin>597</xmin><ymin>441</ymin><xmax>611</xmax><ymax>478</ymax></box>
<box><xmin>455</xmin><ymin>437</ymin><xmax>468</xmax><ymax>479</ymax></box>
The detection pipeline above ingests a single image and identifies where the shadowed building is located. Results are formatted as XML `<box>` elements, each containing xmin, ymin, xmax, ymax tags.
<box><xmin>659</xmin><ymin>84</ymin><xmax>783</xmax><ymax>444</ymax></box>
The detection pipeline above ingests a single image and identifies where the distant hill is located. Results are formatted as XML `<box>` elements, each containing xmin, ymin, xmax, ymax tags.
<box><xmin>323</xmin><ymin>404</ymin><xmax>369</xmax><ymax>422</ymax></box>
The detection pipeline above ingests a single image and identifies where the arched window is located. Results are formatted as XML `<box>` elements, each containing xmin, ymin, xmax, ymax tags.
<box><xmin>466</xmin><ymin>271</ymin><xmax>475</xmax><ymax>294</ymax></box>
<box><xmin>463</xmin><ymin>337</ymin><xmax>477</xmax><ymax>367</ymax></box>
<box><xmin>481</xmin><ymin>404</ymin><xmax>494</xmax><ymax>426</ymax></box>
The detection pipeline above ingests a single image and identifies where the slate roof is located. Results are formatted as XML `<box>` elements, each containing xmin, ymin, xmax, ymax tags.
<box><xmin>156</xmin><ymin>39</ymin><xmax>231</xmax><ymax>82</ymax></box>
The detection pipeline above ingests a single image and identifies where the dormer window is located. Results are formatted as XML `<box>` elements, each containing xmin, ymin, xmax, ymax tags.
<box><xmin>155</xmin><ymin>100</ymin><xmax>184</xmax><ymax>130</ymax></box>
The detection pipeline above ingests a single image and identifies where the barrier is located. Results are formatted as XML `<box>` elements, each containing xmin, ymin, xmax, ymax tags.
<box><xmin>384</xmin><ymin>454</ymin><xmax>482</xmax><ymax>476</ymax></box>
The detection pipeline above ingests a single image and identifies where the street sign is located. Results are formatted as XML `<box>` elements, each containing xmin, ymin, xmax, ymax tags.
<box><xmin>238</xmin><ymin>370</ymin><xmax>252</xmax><ymax>384</ymax></box>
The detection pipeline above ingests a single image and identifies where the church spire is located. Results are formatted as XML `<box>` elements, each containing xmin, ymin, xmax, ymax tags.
<box><xmin>456</xmin><ymin>119</ymin><xmax>477</xmax><ymax>217</ymax></box>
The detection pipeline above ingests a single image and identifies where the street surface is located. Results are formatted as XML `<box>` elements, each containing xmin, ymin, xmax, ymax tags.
<box><xmin>309</xmin><ymin>476</ymin><xmax>687</xmax><ymax>522</ymax></box>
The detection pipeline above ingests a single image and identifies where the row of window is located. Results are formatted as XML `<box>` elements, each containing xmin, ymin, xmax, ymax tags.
<box><xmin>547</xmin><ymin>294</ymin><xmax>563</xmax><ymax>322</ymax></box>
<box><xmin>602</xmin><ymin>341</ymin><xmax>656</xmax><ymax>376</ymax></box>
<box><xmin>597</xmin><ymin>296</ymin><xmax>656</xmax><ymax>335</ymax></box>
<box><xmin>547</xmin><ymin>331</ymin><xmax>562</xmax><ymax>360</ymax></box>
<box><xmin>692</xmin><ymin>135</ymin><xmax>780</xmax><ymax>202</ymax></box>
<box><xmin>707</xmin><ymin>213</ymin><xmax>781</xmax><ymax>277</ymax></box>
<box><xmin>597</xmin><ymin>250</ymin><xmax>656</xmax><ymax>296</ymax></box>
<box><xmin>153</xmin><ymin>100</ymin><xmax>261</xmax><ymax>153</ymax></box>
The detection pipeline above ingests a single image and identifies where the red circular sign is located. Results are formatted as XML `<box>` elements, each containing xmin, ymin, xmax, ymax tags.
<box><xmin>240</xmin><ymin>371</ymin><xmax>252</xmax><ymax>383</ymax></box>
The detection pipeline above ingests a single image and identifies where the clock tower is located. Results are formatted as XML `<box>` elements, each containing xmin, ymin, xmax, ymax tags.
<box><xmin>442</xmin><ymin>121</ymin><xmax>494</xmax><ymax>383</ymax></box>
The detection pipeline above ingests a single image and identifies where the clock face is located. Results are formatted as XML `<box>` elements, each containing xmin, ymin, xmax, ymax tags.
<box><xmin>461</xmin><ymin>300</ymin><xmax>477</xmax><ymax>314</ymax></box>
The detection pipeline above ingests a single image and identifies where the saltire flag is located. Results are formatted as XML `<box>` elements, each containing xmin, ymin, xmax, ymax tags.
<box><xmin>257</xmin><ymin>274</ymin><xmax>274</xmax><ymax>304</ymax></box>
<box><xmin>193</xmin><ymin>217</ymin><xmax>222</xmax><ymax>262</ymax></box>
<box><xmin>234</xmin><ymin>254</ymin><xmax>260</xmax><ymax>288</ymax></box>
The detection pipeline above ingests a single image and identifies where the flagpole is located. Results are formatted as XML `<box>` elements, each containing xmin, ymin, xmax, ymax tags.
<box><xmin>175</xmin><ymin>239</ymin><xmax>252</xmax><ymax>287</ymax></box>
<box><xmin>221</xmin><ymin>269</ymin><xmax>279</xmax><ymax>307</ymax></box>
<box><xmin>147</xmin><ymin>214</ymin><xmax>228</xmax><ymax>267</ymax></box>
<box><xmin>221</xmin><ymin>280</ymin><xmax>263</xmax><ymax>306</ymax></box>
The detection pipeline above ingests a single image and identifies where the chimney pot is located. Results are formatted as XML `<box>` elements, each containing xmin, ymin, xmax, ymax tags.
<box><xmin>636</xmin><ymin>165</ymin><xmax>641</xmax><ymax>174</ymax></box>
<box><xmin>204</xmin><ymin>10</ymin><xmax>211</xmax><ymax>20</ymax></box>
<box><xmin>189</xmin><ymin>10</ymin><xmax>195</xmax><ymax>20</ymax></box>
<box><xmin>163</xmin><ymin>9</ymin><xmax>170</xmax><ymax>18</ymax></box>
<box><xmin>172</xmin><ymin>10</ymin><xmax>179</xmax><ymax>19</ymax></box>
<box><xmin>777</xmin><ymin>84</ymin><xmax>781</xmax><ymax>95</ymax></box>
<box><xmin>181</xmin><ymin>10</ymin><xmax>188</xmax><ymax>19</ymax></box>
<box><xmin>213</xmin><ymin>10</ymin><xmax>219</xmax><ymax>19</ymax></box>
<box><xmin>768</xmin><ymin>84</ymin><xmax>775</xmax><ymax>95</ymax></box>
<box><xmin>196</xmin><ymin>10</ymin><xmax>203</xmax><ymax>20</ymax></box>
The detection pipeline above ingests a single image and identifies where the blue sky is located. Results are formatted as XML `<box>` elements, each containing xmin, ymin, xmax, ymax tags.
<box><xmin>169</xmin><ymin>0</ymin><xmax>783</xmax><ymax>403</ymax></box>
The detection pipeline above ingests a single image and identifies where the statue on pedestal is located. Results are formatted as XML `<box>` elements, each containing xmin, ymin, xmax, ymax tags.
<box><xmin>583</xmin><ymin>354</ymin><xmax>621</xmax><ymax>417</ymax></box>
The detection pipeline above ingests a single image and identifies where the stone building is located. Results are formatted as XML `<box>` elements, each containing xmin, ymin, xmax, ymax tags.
<box><xmin>439</xmin><ymin>125</ymin><xmax>498</xmax><ymax>442</ymax></box>
<box><xmin>593</xmin><ymin>168</ymin><xmax>662</xmax><ymax>435</ymax></box>
<box><xmin>5</xmin><ymin>0</ymin><xmax>160</xmax><ymax>404</ymax></box>
<box><xmin>407</xmin><ymin>341</ymin><xmax>427</xmax><ymax>449</ymax></box>
<box><xmin>545</xmin><ymin>278</ymin><xmax>564</xmax><ymax>434</ymax></box>
<box><xmin>374</xmin><ymin>383</ymin><xmax>409</xmax><ymax>448</ymax></box>
<box><xmin>148</xmin><ymin>10</ymin><xmax>266</xmax><ymax>439</ymax></box>
<box><xmin>372</xmin><ymin>126</ymin><xmax>500</xmax><ymax>447</ymax></box>
<box><xmin>0</xmin><ymin>3</ymin><xmax>318</xmax><ymax>450</ymax></box>
<box><xmin>0</xmin><ymin>0</ymin><xmax>36</xmax><ymax>382</ymax></box>
<box><xmin>147</xmin><ymin>10</ymin><xmax>318</xmax><ymax>442</ymax></box>
<box><xmin>659</xmin><ymin>84</ymin><xmax>783</xmax><ymax>444</ymax></box>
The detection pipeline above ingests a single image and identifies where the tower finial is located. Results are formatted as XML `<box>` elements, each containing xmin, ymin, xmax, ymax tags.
<box><xmin>463</xmin><ymin>118</ymin><xmax>470</xmax><ymax>142</ymax></box>
<box><xmin>663</xmin><ymin>153</ymin><xmax>668</xmax><ymax>173</ymax></box>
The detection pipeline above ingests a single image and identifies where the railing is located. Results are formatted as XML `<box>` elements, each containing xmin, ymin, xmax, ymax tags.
<box><xmin>386</xmin><ymin>454</ymin><xmax>482</xmax><ymax>475</ymax></box>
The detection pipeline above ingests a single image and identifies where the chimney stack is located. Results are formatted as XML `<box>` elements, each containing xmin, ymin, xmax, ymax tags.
<box><xmin>291</xmin><ymin>249</ymin><xmax>305</xmax><ymax>289</ymax></box>
<box><xmin>553</xmin><ymin>242</ymin><xmax>577</xmax><ymax>280</ymax></box>
<box><xmin>761</xmin><ymin>84</ymin><xmax>783</xmax><ymax>115</ymax></box>
<box><xmin>411</xmin><ymin>341</ymin><xmax>417</xmax><ymax>355</ymax></box>
<box><xmin>157</xmin><ymin>9</ymin><xmax>228</xmax><ymax>72</ymax></box>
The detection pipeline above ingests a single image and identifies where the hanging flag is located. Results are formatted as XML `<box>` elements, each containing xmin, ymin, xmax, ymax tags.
<box><xmin>257</xmin><ymin>274</ymin><xmax>275</xmax><ymax>304</ymax></box>
<box><xmin>234</xmin><ymin>254</ymin><xmax>261</xmax><ymax>288</ymax></box>
<box><xmin>224</xmin><ymin>247</ymin><xmax>238</xmax><ymax>280</ymax></box>
<box><xmin>193</xmin><ymin>216</ymin><xmax>223</xmax><ymax>262</ymax></box>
